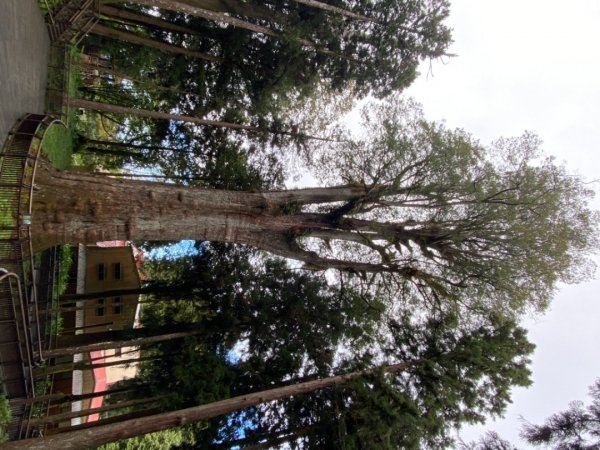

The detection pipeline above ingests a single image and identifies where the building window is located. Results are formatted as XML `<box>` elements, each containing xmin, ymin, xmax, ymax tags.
<box><xmin>114</xmin><ymin>262</ymin><xmax>122</xmax><ymax>280</ymax></box>
<box><xmin>112</xmin><ymin>297</ymin><xmax>122</xmax><ymax>315</ymax></box>
<box><xmin>98</xmin><ymin>263</ymin><xmax>105</xmax><ymax>281</ymax></box>
<box><xmin>96</xmin><ymin>298</ymin><xmax>105</xmax><ymax>316</ymax></box>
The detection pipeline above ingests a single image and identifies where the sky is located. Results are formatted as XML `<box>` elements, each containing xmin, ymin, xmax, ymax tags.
<box><xmin>405</xmin><ymin>0</ymin><xmax>600</xmax><ymax>446</ymax></box>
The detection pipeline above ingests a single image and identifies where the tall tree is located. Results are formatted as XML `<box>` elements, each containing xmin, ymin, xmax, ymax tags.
<box><xmin>205</xmin><ymin>312</ymin><xmax>534</xmax><ymax>450</ymax></box>
<box><xmin>31</xmin><ymin>97</ymin><xmax>597</xmax><ymax>314</ymax></box>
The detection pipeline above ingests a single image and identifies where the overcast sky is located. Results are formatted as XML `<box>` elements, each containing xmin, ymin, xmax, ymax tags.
<box><xmin>406</xmin><ymin>0</ymin><xmax>600</xmax><ymax>446</ymax></box>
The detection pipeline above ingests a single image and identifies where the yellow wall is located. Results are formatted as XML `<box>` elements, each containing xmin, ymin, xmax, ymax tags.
<box><xmin>82</xmin><ymin>246</ymin><xmax>140</xmax><ymax>333</ymax></box>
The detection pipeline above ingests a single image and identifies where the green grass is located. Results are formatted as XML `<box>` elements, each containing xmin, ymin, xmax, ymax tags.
<box><xmin>42</xmin><ymin>123</ymin><xmax>73</xmax><ymax>169</ymax></box>
<box><xmin>0</xmin><ymin>395</ymin><xmax>11</xmax><ymax>442</ymax></box>
<box><xmin>38</xmin><ymin>0</ymin><xmax>64</xmax><ymax>16</ymax></box>
<box><xmin>43</xmin><ymin>43</ymin><xmax>84</xmax><ymax>169</ymax></box>
<box><xmin>56</xmin><ymin>245</ymin><xmax>73</xmax><ymax>296</ymax></box>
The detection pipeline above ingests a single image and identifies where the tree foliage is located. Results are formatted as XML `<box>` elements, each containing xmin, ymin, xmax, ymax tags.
<box><xmin>520</xmin><ymin>378</ymin><xmax>600</xmax><ymax>449</ymax></box>
<box><xmin>289</xmin><ymin>96</ymin><xmax>598</xmax><ymax>314</ymax></box>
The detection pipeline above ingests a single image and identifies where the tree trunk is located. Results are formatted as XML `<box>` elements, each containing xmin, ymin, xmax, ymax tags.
<box><xmin>65</xmin><ymin>98</ymin><xmax>333</xmax><ymax>141</ymax></box>
<box><xmin>66</xmin><ymin>97</ymin><xmax>260</xmax><ymax>132</ymax></box>
<box><xmin>99</xmin><ymin>5</ymin><xmax>207</xmax><ymax>36</ymax></box>
<box><xmin>44</xmin><ymin>407</ymin><xmax>162</xmax><ymax>435</ymax></box>
<box><xmin>59</xmin><ymin>287</ymin><xmax>154</xmax><ymax>303</ymax></box>
<box><xmin>80</xmin><ymin>138</ymin><xmax>185</xmax><ymax>153</ymax></box>
<box><xmin>31</xmin><ymin>161</ymin><xmax>364</xmax><ymax>251</ymax></box>
<box><xmin>179</xmin><ymin>0</ymin><xmax>278</xmax><ymax>22</ymax></box>
<box><xmin>35</xmin><ymin>354</ymin><xmax>156</xmax><ymax>377</ymax></box>
<box><xmin>9</xmin><ymin>385</ymin><xmax>139</xmax><ymax>407</ymax></box>
<box><xmin>132</xmin><ymin>0</ymin><xmax>335</xmax><ymax>55</ymax></box>
<box><xmin>1</xmin><ymin>360</ymin><xmax>419</xmax><ymax>450</ymax></box>
<box><xmin>76</xmin><ymin>62</ymin><xmax>210</xmax><ymax>105</ymax></box>
<box><xmin>90</xmin><ymin>23</ymin><xmax>224</xmax><ymax>63</ymax></box>
<box><xmin>44</xmin><ymin>327</ymin><xmax>205</xmax><ymax>359</ymax></box>
<box><xmin>25</xmin><ymin>396</ymin><xmax>165</xmax><ymax>426</ymax></box>
<box><xmin>293</xmin><ymin>0</ymin><xmax>376</xmax><ymax>23</ymax></box>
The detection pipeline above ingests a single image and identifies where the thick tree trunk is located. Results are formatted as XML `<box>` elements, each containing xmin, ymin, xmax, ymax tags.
<box><xmin>2</xmin><ymin>360</ymin><xmax>419</xmax><ymax>450</ymax></box>
<box><xmin>31</xmin><ymin>162</ymin><xmax>364</xmax><ymax>251</ymax></box>
<box><xmin>90</xmin><ymin>23</ymin><xmax>224</xmax><ymax>63</ymax></box>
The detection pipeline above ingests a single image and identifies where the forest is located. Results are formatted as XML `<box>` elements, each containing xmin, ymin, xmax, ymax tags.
<box><xmin>7</xmin><ymin>0</ymin><xmax>598</xmax><ymax>448</ymax></box>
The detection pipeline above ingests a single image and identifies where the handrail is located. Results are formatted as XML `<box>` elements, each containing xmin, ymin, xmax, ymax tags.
<box><xmin>0</xmin><ymin>269</ymin><xmax>35</xmax><ymax>395</ymax></box>
<box><xmin>0</xmin><ymin>113</ymin><xmax>65</xmax><ymax>439</ymax></box>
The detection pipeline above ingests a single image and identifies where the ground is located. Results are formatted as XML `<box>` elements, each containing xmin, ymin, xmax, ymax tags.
<box><xmin>0</xmin><ymin>0</ymin><xmax>50</xmax><ymax>142</ymax></box>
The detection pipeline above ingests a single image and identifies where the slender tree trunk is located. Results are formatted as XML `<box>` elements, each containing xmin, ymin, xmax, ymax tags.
<box><xmin>293</xmin><ymin>0</ymin><xmax>377</xmax><ymax>23</ymax></box>
<box><xmin>80</xmin><ymin>138</ymin><xmax>184</xmax><ymax>153</ymax></box>
<box><xmin>60</xmin><ymin>287</ymin><xmax>154</xmax><ymax>302</ymax></box>
<box><xmin>80</xmin><ymin>147</ymin><xmax>150</xmax><ymax>160</ymax></box>
<box><xmin>66</xmin><ymin>97</ymin><xmax>259</xmax><ymax>132</ymax></box>
<box><xmin>178</xmin><ymin>0</ymin><xmax>278</xmax><ymax>22</ymax></box>
<box><xmin>25</xmin><ymin>396</ymin><xmax>165</xmax><ymax>426</ymax></box>
<box><xmin>132</xmin><ymin>0</ymin><xmax>335</xmax><ymax>55</ymax></box>
<box><xmin>44</xmin><ymin>328</ymin><xmax>205</xmax><ymax>359</ymax></box>
<box><xmin>64</xmin><ymin>98</ymin><xmax>334</xmax><ymax>142</ymax></box>
<box><xmin>76</xmin><ymin>62</ymin><xmax>210</xmax><ymax>105</ymax></box>
<box><xmin>35</xmin><ymin>354</ymin><xmax>156</xmax><ymax>377</ymax></box>
<box><xmin>90</xmin><ymin>23</ymin><xmax>224</xmax><ymax>63</ymax></box>
<box><xmin>44</xmin><ymin>407</ymin><xmax>162</xmax><ymax>435</ymax></box>
<box><xmin>1</xmin><ymin>360</ymin><xmax>420</xmax><ymax>450</ymax></box>
<box><xmin>99</xmin><ymin>5</ymin><xmax>207</xmax><ymax>36</ymax></box>
<box><xmin>9</xmin><ymin>385</ymin><xmax>139</xmax><ymax>407</ymax></box>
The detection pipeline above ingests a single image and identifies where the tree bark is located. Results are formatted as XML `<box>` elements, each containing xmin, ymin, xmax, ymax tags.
<box><xmin>59</xmin><ymin>287</ymin><xmax>153</xmax><ymax>303</ymax></box>
<box><xmin>90</xmin><ymin>23</ymin><xmax>224</xmax><ymax>63</ymax></box>
<box><xmin>293</xmin><ymin>0</ymin><xmax>377</xmax><ymax>23</ymax></box>
<box><xmin>1</xmin><ymin>360</ymin><xmax>419</xmax><ymax>450</ymax></box>
<box><xmin>34</xmin><ymin>354</ymin><xmax>156</xmax><ymax>377</ymax></box>
<box><xmin>25</xmin><ymin>396</ymin><xmax>165</xmax><ymax>426</ymax></box>
<box><xmin>132</xmin><ymin>0</ymin><xmax>335</xmax><ymax>55</ymax></box>
<box><xmin>99</xmin><ymin>5</ymin><xmax>207</xmax><ymax>36</ymax></box>
<box><xmin>65</xmin><ymin>98</ymin><xmax>333</xmax><ymax>142</ymax></box>
<box><xmin>8</xmin><ymin>385</ymin><xmax>139</xmax><ymax>407</ymax></box>
<box><xmin>44</xmin><ymin>407</ymin><xmax>162</xmax><ymax>436</ymax></box>
<box><xmin>43</xmin><ymin>328</ymin><xmax>205</xmax><ymax>359</ymax></box>
<box><xmin>31</xmin><ymin>161</ymin><xmax>365</xmax><ymax>251</ymax></box>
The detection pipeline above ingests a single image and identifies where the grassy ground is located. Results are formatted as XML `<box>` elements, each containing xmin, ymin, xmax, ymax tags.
<box><xmin>42</xmin><ymin>43</ymin><xmax>82</xmax><ymax>169</ymax></box>
<box><xmin>42</xmin><ymin>122</ymin><xmax>73</xmax><ymax>169</ymax></box>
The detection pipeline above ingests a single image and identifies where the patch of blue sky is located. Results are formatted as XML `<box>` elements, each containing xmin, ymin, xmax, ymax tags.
<box><xmin>145</xmin><ymin>240</ymin><xmax>198</xmax><ymax>260</ymax></box>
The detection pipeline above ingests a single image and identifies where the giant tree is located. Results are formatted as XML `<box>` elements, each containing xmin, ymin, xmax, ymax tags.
<box><xmin>32</xmin><ymin>97</ymin><xmax>597</xmax><ymax>314</ymax></box>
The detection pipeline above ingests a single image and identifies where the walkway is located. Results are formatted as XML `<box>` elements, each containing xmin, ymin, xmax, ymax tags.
<box><xmin>0</xmin><ymin>0</ymin><xmax>50</xmax><ymax>143</ymax></box>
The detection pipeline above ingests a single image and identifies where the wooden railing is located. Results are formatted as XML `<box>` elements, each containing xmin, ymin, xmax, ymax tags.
<box><xmin>0</xmin><ymin>113</ymin><xmax>64</xmax><ymax>439</ymax></box>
